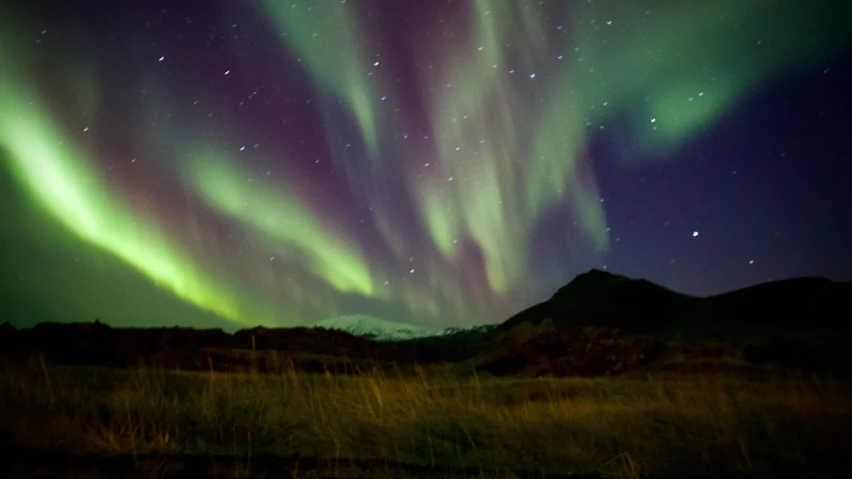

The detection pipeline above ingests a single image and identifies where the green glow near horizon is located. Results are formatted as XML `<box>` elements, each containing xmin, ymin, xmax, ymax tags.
<box><xmin>189</xmin><ymin>152</ymin><xmax>375</xmax><ymax>297</ymax></box>
<box><xmin>0</xmin><ymin>89</ymin><xmax>256</xmax><ymax>326</ymax></box>
<box><xmin>1</xmin><ymin>0</ymin><xmax>850</xmax><ymax>328</ymax></box>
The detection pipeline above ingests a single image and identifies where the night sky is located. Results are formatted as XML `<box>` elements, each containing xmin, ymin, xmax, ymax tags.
<box><xmin>2</xmin><ymin>0</ymin><xmax>851</xmax><ymax>330</ymax></box>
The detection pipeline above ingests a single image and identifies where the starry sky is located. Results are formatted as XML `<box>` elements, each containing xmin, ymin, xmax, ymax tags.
<box><xmin>2</xmin><ymin>0</ymin><xmax>851</xmax><ymax>330</ymax></box>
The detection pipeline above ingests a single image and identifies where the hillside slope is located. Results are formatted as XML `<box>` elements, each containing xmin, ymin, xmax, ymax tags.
<box><xmin>500</xmin><ymin>269</ymin><xmax>852</xmax><ymax>337</ymax></box>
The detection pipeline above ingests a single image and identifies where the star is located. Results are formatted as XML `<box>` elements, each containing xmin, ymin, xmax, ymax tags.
<box><xmin>6</xmin><ymin>0</ymin><xmax>847</xmax><ymax>349</ymax></box>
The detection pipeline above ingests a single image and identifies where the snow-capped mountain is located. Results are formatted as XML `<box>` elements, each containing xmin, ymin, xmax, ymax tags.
<box><xmin>313</xmin><ymin>314</ymin><xmax>478</xmax><ymax>341</ymax></box>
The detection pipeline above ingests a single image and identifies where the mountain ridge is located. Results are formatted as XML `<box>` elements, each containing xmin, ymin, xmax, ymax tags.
<box><xmin>500</xmin><ymin>268</ymin><xmax>852</xmax><ymax>337</ymax></box>
<box><xmin>2</xmin><ymin>269</ymin><xmax>850</xmax><ymax>377</ymax></box>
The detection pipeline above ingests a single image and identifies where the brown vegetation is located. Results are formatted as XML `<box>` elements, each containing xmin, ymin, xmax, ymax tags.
<box><xmin>2</xmin><ymin>352</ymin><xmax>851</xmax><ymax>478</ymax></box>
<box><xmin>2</xmin><ymin>283</ymin><xmax>851</xmax><ymax>479</ymax></box>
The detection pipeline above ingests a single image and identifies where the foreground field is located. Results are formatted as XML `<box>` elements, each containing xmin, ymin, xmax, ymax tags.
<box><xmin>2</xmin><ymin>358</ymin><xmax>851</xmax><ymax>478</ymax></box>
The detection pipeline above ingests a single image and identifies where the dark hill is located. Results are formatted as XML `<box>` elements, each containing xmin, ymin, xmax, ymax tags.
<box><xmin>500</xmin><ymin>269</ymin><xmax>701</xmax><ymax>334</ymax></box>
<box><xmin>500</xmin><ymin>269</ymin><xmax>852</xmax><ymax>337</ymax></box>
<box><xmin>3</xmin><ymin>271</ymin><xmax>850</xmax><ymax>377</ymax></box>
<box><xmin>705</xmin><ymin>277</ymin><xmax>851</xmax><ymax>332</ymax></box>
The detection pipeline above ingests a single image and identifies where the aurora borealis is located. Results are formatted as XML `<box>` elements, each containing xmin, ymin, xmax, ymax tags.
<box><xmin>2</xmin><ymin>0</ymin><xmax>851</xmax><ymax>330</ymax></box>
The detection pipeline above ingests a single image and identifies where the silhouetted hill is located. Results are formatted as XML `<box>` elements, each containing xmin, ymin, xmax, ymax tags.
<box><xmin>705</xmin><ymin>277</ymin><xmax>851</xmax><ymax>333</ymax></box>
<box><xmin>499</xmin><ymin>269</ymin><xmax>852</xmax><ymax>338</ymax></box>
<box><xmin>3</xmin><ymin>271</ymin><xmax>850</xmax><ymax>377</ymax></box>
<box><xmin>501</xmin><ymin>269</ymin><xmax>701</xmax><ymax>334</ymax></box>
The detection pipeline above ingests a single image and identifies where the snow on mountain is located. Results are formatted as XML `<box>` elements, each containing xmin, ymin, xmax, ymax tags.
<box><xmin>313</xmin><ymin>315</ymin><xmax>470</xmax><ymax>341</ymax></box>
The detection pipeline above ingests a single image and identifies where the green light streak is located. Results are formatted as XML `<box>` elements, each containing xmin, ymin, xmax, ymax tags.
<box><xmin>188</xmin><ymin>151</ymin><xmax>374</xmax><ymax>297</ymax></box>
<box><xmin>0</xmin><ymin>90</ymin><xmax>252</xmax><ymax>326</ymax></box>
<box><xmin>411</xmin><ymin>0</ymin><xmax>850</xmax><ymax>294</ymax></box>
<box><xmin>528</xmin><ymin>83</ymin><xmax>609</xmax><ymax>250</ymax></box>
<box><xmin>413</xmin><ymin>1</ymin><xmax>609</xmax><ymax>292</ymax></box>
<box><xmin>564</xmin><ymin>0</ymin><xmax>851</xmax><ymax>155</ymax></box>
<box><xmin>259</xmin><ymin>0</ymin><xmax>382</xmax><ymax>157</ymax></box>
<box><xmin>423</xmin><ymin>189</ymin><xmax>461</xmax><ymax>259</ymax></box>
<box><xmin>4</xmin><ymin>0</ymin><xmax>850</xmax><ymax>327</ymax></box>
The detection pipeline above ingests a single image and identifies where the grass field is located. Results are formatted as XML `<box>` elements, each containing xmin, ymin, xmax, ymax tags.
<box><xmin>2</xmin><ymin>356</ymin><xmax>851</xmax><ymax>478</ymax></box>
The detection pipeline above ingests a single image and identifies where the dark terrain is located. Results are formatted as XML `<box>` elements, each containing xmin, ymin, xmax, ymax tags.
<box><xmin>4</xmin><ymin>270</ymin><xmax>849</xmax><ymax>377</ymax></box>
<box><xmin>2</xmin><ymin>270</ymin><xmax>851</xmax><ymax>478</ymax></box>
<box><xmin>502</xmin><ymin>269</ymin><xmax>852</xmax><ymax>337</ymax></box>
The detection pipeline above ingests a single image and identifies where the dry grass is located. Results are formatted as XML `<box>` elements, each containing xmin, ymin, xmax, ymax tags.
<box><xmin>1</xmin><ymin>356</ymin><xmax>851</xmax><ymax>477</ymax></box>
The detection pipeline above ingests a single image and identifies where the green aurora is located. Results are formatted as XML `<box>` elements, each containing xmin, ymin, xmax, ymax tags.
<box><xmin>1</xmin><ymin>0</ymin><xmax>849</xmax><ymax>328</ymax></box>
